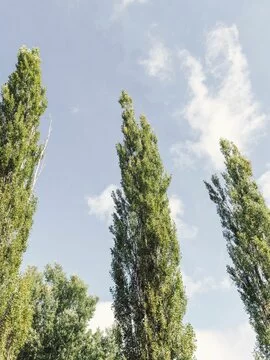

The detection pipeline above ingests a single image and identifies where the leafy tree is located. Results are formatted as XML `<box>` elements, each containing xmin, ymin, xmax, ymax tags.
<box><xmin>18</xmin><ymin>264</ymin><xmax>96</xmax><ymax>360</ymax></box>
<box><xmin>18</xmin><ymin>264</ymin><xmax>119</xmax><ymax>360</ymax></box>
<box><xmin>205</xmin><ymin>139</ymin><xmax>270</xmax><ymax>359</ymax></box>
<box><xmin>98</xmin><ymin>328</ymin><xmax>121</xmax><ymax>360</ymax></box>
<box><xmin>80</xmin><ymin>328</ymin><xmax>121</xmax><ymax>360</ymax></box>
<box><xmin>0</xmin><ymin>47</ymin><xmax>47</xmax><ymax>359</ymax></box>
<box><xmin>110</xmin><ymin>91</ymin><xmax>196</xmax><ymax>360</ymax></box>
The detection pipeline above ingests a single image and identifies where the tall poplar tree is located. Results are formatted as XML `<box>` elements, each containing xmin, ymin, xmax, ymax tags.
<box><xmin>0</xmin><ymin>47</ymin><xmax>47</xmax><ymax>358</ymax></box>
<box><xmin>205</xmin><ymin>139</ymin><xmax>270</xmax><ymax>359</ymax></box>
<box><xmin>110</xmin><ymin>91</ymin><xmax>196</xmax><ymax>360</ymax></box>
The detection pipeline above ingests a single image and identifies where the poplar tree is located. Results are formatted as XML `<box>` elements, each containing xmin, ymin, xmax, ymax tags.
<box><xmin>0</xmin><ymin>47</ymin><xmax>47</xmax><ymax>358</ymax></box>
<box><xmin>205</xmin><ymin>139</ymin><xmax>270</xmax><ymax>359</ymax></box>
<box><xmin>110</xmin><ymin>91</ymin><xmax>196</xmax><ymax>360</ymax></box>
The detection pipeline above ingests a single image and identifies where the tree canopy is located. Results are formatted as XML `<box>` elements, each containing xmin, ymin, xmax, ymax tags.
<box><xmin>18</xmin><ymin>264</ymin><xmax>119</xmax><ymax>360</ymax></box>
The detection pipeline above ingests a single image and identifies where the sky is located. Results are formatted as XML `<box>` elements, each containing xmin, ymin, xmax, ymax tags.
<box><xmin>1</xmin><ymin>0</ymin><xmax>270</xmax><ymax>358</ymax></box>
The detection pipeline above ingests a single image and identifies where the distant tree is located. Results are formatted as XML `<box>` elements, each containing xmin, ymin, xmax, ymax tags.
<box><xmin>205</xmin><ymin>139</ymin><xmax>270</xmax><ymax>359</ymax></box>
<box><xmin>110</xmin><ymin>91</ymin><xmax>196</xmax><ymax>360</ymax></box>
<box><xmin>0</xmin><ymin>47</ymin><xmax>47</xmax><ymax>359</ymax></box>
<box><xmin>18</xmin><ymin>264</ymin><xmax>119</xmax><ymax>360</ymax></box>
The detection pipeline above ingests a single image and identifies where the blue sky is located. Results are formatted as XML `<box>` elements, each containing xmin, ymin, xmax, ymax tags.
<box><xmin>1</xmin><ymin>0</ymin><xmax>270</xmax><ymax>358</ymax></box>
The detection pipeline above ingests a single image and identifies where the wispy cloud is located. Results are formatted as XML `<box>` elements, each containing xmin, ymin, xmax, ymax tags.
<box><xmin>183</xmin><ymin>272</ymin><xmax>232</xmax><ymax>299</ymax></box>
<box><xmin>121</xmin><ymin>0</ymin><xmax>148</xmax><ymax>7</ymax></box>
<box><xmin>56</xmin><ymin>0</ymin><xmax>81</xmax><ymax>14</ymax></box>
<box><xmin>113</xmin><ymin>0</ymin><xmax>148</xmax><ymax>19</ymax></box>
<box><xmin>169</xmin><ymin>195</ymin><xmax>198</xmax><ymax>239</ymax></box>
<box><xmin>70</xmin><ymin>106</ymin><xmax>80</xmax><ymax>114</ymax></box>
<box><xmin>139</xmin><ymin>38</ymin><xmax>172</xmax><ymax>81</ymax></box>
<box><xmin>171</xmin><ymin>24</ymin><xmax>266</xmax><ymax>169</ymax></box>
<box><xmin>87</xmin><ymin>184</ymin><xmax>117</xmax><ymax>224</ymax></box>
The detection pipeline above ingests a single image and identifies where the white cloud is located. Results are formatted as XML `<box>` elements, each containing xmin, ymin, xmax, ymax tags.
<box><xmin>70</xmin><ymin>106</ymin><xmax>79</xmax><ymax>114</ymax></box>
<box><xmin>89</xmin><ymin>301</ymin><xmax>114</xmax><ymax>332</ymax></box>
<box><xmin>122</xmin><ymin>0</ymin><xmax>148</xmax><ymax>7</ymax></box>
<box><xmin>172</xmin><ymin>24</ymin><xmax>266</xmax><ymax>169</ymax></box>
<box><xmin>196</xmin><ymin>323</ymin><xmax>255</xmax><ymax>360</ymax></box>
<box><xmin>169</xmin><ymin>195</ymin><xmax>198</xmax><ymax>239</ymax></box>
<box><xmin>90</xmin><ymin>303</ymin><xmax>255</xmax><ymax>359</ymax></box>
<box><xmin>182</xmin><ymin>272</ymin><xmax>232</xmax><ymax>299</ymax></box>
<box><xmin>139</xmin><ymin>39</ymin><xmax>172</xmax><ymax>80</ymax></box>
<box><xmin>258</xmin><ymin>169</ymin><xmax>270</xmax><ymax>206</ymax></box>
<box><xmin>87</xmin><ymin>184</ymin><xmax>117</xmax><ymax>223</ymax></box>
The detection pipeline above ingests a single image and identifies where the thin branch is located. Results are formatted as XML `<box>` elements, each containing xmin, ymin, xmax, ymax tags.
<box><xmin>32</xmin><ymin>115</ymin><xmax>52</xmax><ymax>192</ymax></box>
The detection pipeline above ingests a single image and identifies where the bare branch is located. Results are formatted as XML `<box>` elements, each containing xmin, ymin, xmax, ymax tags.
<box><xmin>32</xmin><ymin>115</ymin><xmax>52</xmax><ymax>192</ymax></box>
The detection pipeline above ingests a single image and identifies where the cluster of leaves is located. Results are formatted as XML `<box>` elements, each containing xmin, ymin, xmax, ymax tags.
<box><xmin>18</xmin><ymin>264</ymin><xmax>119</xmax><ymax>360</ymax></box>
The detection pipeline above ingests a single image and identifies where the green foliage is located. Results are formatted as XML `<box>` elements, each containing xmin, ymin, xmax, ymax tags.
<box><xmin>110</xmin><ymin>91</ymin><xmax>196</xmax><ymax>360</ymax></box>
<box><xmin>17</xmin><ymin>264</ymin><xmax>119</xmax><ymax>360</ymax></box>
<box><xmin>205</xmin><ymin>139</ymin><xmax>270</xmax><ymax>359</ymax></box>
<box><xmin>0</xmin><ymin>269</ymin><xmax>36</xmax><ymax>360</ymax></box>
<box><xmin>98</xmin><ymin>328</ymin><xmax>121</xmax><ymax>360</ymax></box>
<box><xmin>18</xmin><ymin>264</ymin><xmax>96</xmax><ymax>360</ymax></box>
<box><xmin>80</xmin><ymin>328</ymin><xmax>121</xmax><ymax>360</ymax></box>
<box><xmin>0</xmin><ymin>47</ymin><xmax>47</xmax><ymax>359</ymax></box>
